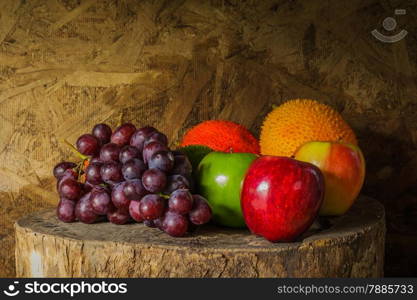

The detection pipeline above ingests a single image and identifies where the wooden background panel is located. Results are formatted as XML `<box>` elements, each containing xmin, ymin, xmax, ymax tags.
<box><xmin>0</xmin><ymin>0</ymin><xmax>416</xmax><ymax>277</ymax></box>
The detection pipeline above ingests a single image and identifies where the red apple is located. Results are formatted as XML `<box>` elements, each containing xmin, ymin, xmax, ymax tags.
<box><xmin>294</xmin><ymin>141</ymin><xmax>365</xmax><ymax>216</ymax></box>
<box><xmin>241</xmin><ymin>156</ymin><xmax>324</xmax><ymax>242</ymax></box>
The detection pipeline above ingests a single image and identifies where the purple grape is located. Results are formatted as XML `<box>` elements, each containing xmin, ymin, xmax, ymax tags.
<box><xmin>142</xmin><ymin>169</ymin><xmax>167</xmax><ymax>193</ymax></box>
<box><xmin>56</xmin><ymin>168</ymin><xmax>78</xmax><ymax>191</ymax></box>
<box><xmin>145</xmin><ymin>131</ymin><xmax>168</xmax><ymax>147</ymax></box>
<box><xmin>90</xmin><ymin>156</ymin><xmax>102</xmax><ymax>164</ymax></box>
<box><xmin>111</xmin><ymin>182</ymin><xmax>130</xmax><ymax>209</ymax></box>
<box><xmin>111</xmin><ymin>123</ymin><xmax>136</xmax><ymax>146</ymax></box>
<box><xmin>59</xmin><ymin>178</ymin><xmax>81</xmax><ymax>201</ymax></box>
<box><xmin>142</xmin><ymin>142</ymin><xmax>168</xmax><ymax>165</ymax></box>
<box><xmin>100</xmin><ymin>161</ymin><xmax>123</xmax><ymax>184</ymax></box>
<box><xmin>170</xmin><ymin>155</ymin><xmax>192</xmax><ymax>176</ymax></box>
<box><xmin>128</xmin><ymin>200</ymin><xmax>143</xmax><ymax>222</ymax></box>
<box><xmin>130</xmin><ymin>126</ymin><xmax>157</xmax><ymax>152</ymax></box>
<box><xmin>107</xmin><ymin>207</ymin><xmax>130</xmax><ymax>225</ymax></box>
<box><xmin>61</xmin><ymin>168</ymin><xmax>78</xmax><ymax>180</ymax></box>
<box><xmin>92</xmin><ymin>123</ymin><xmax>112</xmax><ymax>144</ymax></box>
<box><xmin>119</xmin><ymin>145</ymin><xmax>140</xmax><ymax>164</ymax></box>
<box><xmin>162</xmin><ymin>211</ymin><xmax>189</xmax><ymax>237</ymax></box>
<box><xmin>163</xmin><ymin>175</ymin><xmax>190</xmax><ymax>194</ymax></box>
<box><xmin>57</xmin><ymin>198</ymin><xmax>76</xmax><ymax>222</ymax></box>
<box><xmin>76</xmin><ymin>134</ymin><xmax>100</xmax><ymax>156</ymax></box>
<box><xmin>139</xmin><ymin>194</ymin><xmax>165</xmax><ymax>220</ymax></box>
<box><xmin>123</xmin><ymin>179</ymin><xmax>148</xmax><ymax>200</ymax></box>
<box><xmin>53</xmin><ymin>162</ymin><xmax>77</xmax><ymax>179</ymax></box>
<box><xmin>144</xmin><ymin>220</ymin><xmax>157</xmax><ymax>228</ymax></box>
<box><xmin>122</xmin><ymin>158</ymin><xmax>146</xmax><ymax>180</ymax></box>
<box><xmin>85</xmin><ymin>162</ymin><xmax>103</xmax><ymax>185</ymax></box>
<box><xmin>189</xmin><ymin>195</ymin><xmax>212</xmax><ymax>225</ymax></box>
<box><xmin>100</xmin><ymin>143</ymin><xmax>120</xmax><ymax>162</ymax></box>
<box><xmin>148</xmin><ymin>151</ymin><xmax>174</xmax><ymax>172</ymax></box>
<box><xmin>168</xmin><ymin>189</ymin><xmax>193</xmax><ymax>215</ymax></box>
<box><xmin>153</xmin><ymin>217</ymin><xmax>164</xmax><ymax>231</ymax></box>
<box><xmin>79</xmin><ymin>192</ymin><xmax>91</xmax><ymax>202</ymax></box>
<box><xmin>75</xmin><ymin>192</ymin><xmax>98</xmax><ymax>224</ymax></box>
<box><xmin>90</xmin><ymin>187</ymin><xmax>112</xmax><ymax>215</ymax></box>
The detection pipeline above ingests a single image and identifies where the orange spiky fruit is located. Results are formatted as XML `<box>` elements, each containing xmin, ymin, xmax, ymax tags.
<box><xmin>260</xmin><ymin>99</ymin><xmax>357</xmax><ymax>157</ymax></box>
<box><xmin>180</xmin><ymin>120</ymin><xmax>260</xmax><ymax>154</ymax></box>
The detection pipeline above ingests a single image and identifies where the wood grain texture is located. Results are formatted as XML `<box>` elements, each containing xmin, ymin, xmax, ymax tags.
<box><xmin>15</xmin><ymin>196</ymin><xmax>385</xmax><ymax>278</ymax></box>
<box><xmin>0</xmin><ymin>0</ymin><xmax>416</xmax><ymax>276</ymax></box>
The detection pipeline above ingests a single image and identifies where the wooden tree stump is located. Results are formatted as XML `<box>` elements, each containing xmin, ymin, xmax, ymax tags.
<box><xmin>15</xmin><ymin>196</ymin><xmax>385</xmax><ymax>278</ymax></box>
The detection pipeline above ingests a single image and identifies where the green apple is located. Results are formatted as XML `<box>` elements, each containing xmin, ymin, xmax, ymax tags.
<box><xmin>197</xmin><ymin>152</ymin><xmax>257</xmax><ymax>227</ymax></box>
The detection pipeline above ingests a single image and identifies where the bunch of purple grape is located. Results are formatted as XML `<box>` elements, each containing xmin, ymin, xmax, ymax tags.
<box><xmin>54</xmin><ymin>123</ymin><xmax>212</xmax><ymax>237</ymax></box>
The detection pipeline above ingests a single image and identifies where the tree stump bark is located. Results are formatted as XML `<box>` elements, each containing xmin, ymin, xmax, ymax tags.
<box><xmin>15</xmin><ymin>196</ymin><xmax>385</xmax><ymax>278</ymax></box>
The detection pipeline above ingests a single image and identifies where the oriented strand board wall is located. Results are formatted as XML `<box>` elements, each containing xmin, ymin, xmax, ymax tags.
<box><xmin>0</xmin><ymin>0</ymin><xmax>416</xmax><ymax>276</ymax></box>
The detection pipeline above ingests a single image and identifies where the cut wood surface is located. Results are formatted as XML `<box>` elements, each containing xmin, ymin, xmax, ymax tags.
<box><xmin>15</xmin><ymin>196</ymin><xmax>385</xmax><ymax>278</ymax></box>
<box><xmin>0</xmin><ymin>0</ymin><xmax>416</xmax><ymax>277</ymax></box>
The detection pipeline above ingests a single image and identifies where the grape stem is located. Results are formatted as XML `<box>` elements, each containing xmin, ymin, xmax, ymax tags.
<box><xmin>76</xmin><ymin>161</ymin><xmax>84</xmax><ymax>179</ymax></box>
<box><xmin>63</xmin><ymin>139</ymin><xmax>88</xmax><ymax>160</ymax></box>
<box><xmin>158</xmin><ymin>193</ymin><xmax>170</xmax><ymax>199</ymax></box>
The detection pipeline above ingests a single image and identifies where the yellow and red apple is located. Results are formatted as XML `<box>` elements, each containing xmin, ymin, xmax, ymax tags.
<box><xmin>294</xmin><ymin>141</ymin><xmax>365</xmax><ymax>216</ymax></box>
